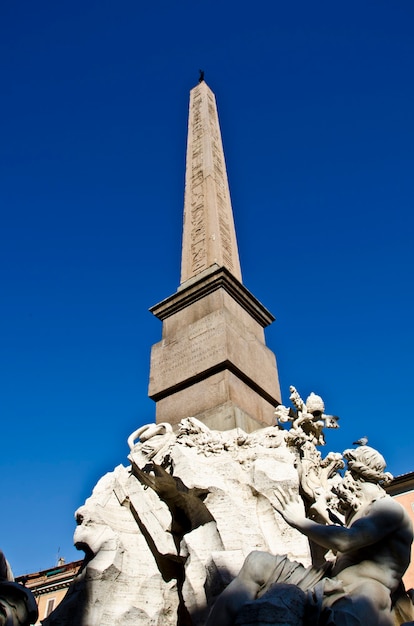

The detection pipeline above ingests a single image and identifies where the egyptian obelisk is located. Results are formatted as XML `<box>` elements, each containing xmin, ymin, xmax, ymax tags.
<box><xmin>148</xmin><ymin>78</ymin><xmax>281</xmax><ymax>431</ymax></box>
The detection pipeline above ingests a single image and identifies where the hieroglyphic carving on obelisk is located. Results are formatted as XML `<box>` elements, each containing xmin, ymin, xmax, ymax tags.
<box><xmin>180</xmin><ymin>80</ymin><xmax>242</xmax><ymax>284</ymax></box>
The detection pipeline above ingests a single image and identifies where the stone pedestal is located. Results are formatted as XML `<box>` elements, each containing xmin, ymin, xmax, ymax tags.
<box><xmin>149</xmin><ymin>267</ymin><xmax>281</xmax><ymax>431</ymax></box>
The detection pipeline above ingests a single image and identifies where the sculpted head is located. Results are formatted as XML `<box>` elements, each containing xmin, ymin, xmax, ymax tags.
<box><xmin>334</xmin><ymin>446</ymin><xmax>393</xmax><ymax>516</ymax></box>
<box><xmin>343</xmin><ymin>446</ymin><xmax>393</xmax><ymax>486</ymax></box>
<box><xmin>74</xmin><ymin>504</ymin><xmax>119</xmax><ymax>562</ymax></box>
<box><xmin>334</xmin><ymin>472</ymin><xmax>363</xmax><ymax>514</ymax></box>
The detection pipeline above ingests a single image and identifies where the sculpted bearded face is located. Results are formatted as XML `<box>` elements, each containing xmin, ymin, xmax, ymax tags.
<box><xmin>333</xmin><ymin>472</ymin><xmax>363</xmax><ymax>515</ymax></box>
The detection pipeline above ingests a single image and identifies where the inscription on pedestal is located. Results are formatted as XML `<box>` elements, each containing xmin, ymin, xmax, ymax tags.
<box><xmin>150</xmin><ymin>311</ymin><xmax>227</xmax><ymax>393</ymax></box>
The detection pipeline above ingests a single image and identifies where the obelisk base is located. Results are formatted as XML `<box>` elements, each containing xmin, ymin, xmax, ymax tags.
<box><xmin>154</xmin><ymin>370</ymin><xmax>278</xmax><ymax>432</ymax></box>
<box><xmin>149</xmin><ymin>267</ymin><xmax>281</xmax><ymax>432</ymax></box>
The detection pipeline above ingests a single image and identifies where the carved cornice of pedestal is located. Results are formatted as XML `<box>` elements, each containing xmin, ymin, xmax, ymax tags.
<box><xmin>150</xmin><ymin>265</ymin><xmax>275</xmax><ymax>328</ymax></box>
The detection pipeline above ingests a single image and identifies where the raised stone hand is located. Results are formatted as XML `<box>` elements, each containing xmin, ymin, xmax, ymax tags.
<box><xmin>273</xmin><ymin>486</ymin><xmax>306</xmax><ymax>527</ymax></box>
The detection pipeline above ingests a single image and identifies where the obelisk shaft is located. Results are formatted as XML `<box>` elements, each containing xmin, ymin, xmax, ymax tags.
<box><xmin>180</xmin><ymin>81</ymin><xmax>242</xmax><ymax>285</ymax></box>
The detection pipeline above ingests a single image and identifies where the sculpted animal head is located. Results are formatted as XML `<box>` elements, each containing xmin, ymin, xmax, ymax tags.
<box><xmin>74</xmin><ymin>505</ymin><xmax>119</xmax><ymax>560</ymax></box>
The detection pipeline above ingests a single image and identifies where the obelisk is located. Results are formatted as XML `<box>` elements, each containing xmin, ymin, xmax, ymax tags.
<box><xmin>180</xmin><ymin>80</ymin><xmax>242</xmax><ymax>284</ymax></box>
<box><xmin>148</xmin><ymin>79</ymin><xmax>281</xmax><ymax>431</ymax></box>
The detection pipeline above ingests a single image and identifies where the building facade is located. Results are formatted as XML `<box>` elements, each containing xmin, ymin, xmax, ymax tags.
<box><xmin>386</xmin><ymin>471</ymin><xmax>414</xmax><ymax>590</ymax></box>
<box><xmin>16</xmin><ymin>560</ymin><xmax>82</xmax><ymax>625</ymax></box>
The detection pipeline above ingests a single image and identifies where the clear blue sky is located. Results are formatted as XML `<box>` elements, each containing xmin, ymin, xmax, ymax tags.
<box><xmin>1</xmin><ymin>1</ymin><xmax>413</xmax><ymax>575</ymax></box>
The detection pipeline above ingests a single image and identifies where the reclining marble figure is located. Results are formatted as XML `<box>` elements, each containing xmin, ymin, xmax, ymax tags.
<box><xmin>206</xmin><ymin>446</ymin><xmax>413</xmax><ymax>626</ymax></box>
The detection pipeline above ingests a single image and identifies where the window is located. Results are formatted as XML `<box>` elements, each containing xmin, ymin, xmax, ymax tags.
<box><xmin>44</xmin><ymin>598</ymin><xmax>56</xmax><ymax>617</ymax></box>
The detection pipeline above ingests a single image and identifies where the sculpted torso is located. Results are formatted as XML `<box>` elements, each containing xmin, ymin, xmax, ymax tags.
<box><xmin>332</xmin><ymin>495</ymin><xmax>413</xmax><ymax>591</ymax></box>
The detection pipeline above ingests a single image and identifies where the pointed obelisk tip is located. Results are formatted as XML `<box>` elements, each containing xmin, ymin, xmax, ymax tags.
<box><xmin>181</xmin><ymin>69</ymin><xmax>242</xmax><ymax>284</ymax></box>
<box><xmin>198</xmin><ymin>69</ymin><xmax>205</xmax><ymax>83</ymax></box>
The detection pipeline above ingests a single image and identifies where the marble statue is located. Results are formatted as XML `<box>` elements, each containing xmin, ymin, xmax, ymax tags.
<box><xmin>44</xmin><ymin>404</ymin><xmax>309</xmax><ymax>625</ymax></box>
<box><xmin>0</xmin><ymin>552</ymin><xmax>13</xmax><ymax>583</ymax></box>
<box><xmin>0</xmin><ymin>549</ymin><xmax>38</xmax><ymax>626</ymax></box>
<box><xmin>205</xmin><ymin>445</ymin><xmax>414</xmax><ymax>626</ymax></box>
<box><xmin>42</xmin><ymin>385</ymin><xmax>413</xmax><ymax>626</ymax></box>
<box><xmin>275</xmin><ymin>387</ymin><xmax>345</xmax><ymax>566</ymax></box>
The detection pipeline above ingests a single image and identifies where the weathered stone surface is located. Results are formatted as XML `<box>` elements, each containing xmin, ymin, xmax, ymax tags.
<box><xmin>45</xmin><ymin>390</ymin><xmax>414</xmax><ymax>626</ymax></box>
<box><xmin>150</xmin><ymin>302</ymin><xmax>278</xmax><ymax>401</ymax></box>
<box><xmin>46</xmin><ymin>420</ymin><xmax>310</xmax><ymax>625</ymax></box>
<box><xmin>149</xmin><ymin>271</ymin><xmax>281</xmax><ymax>431</ymax></box>
<box><xmin>44</xmin><ymin>466</ymin><xmax>180</xmax><ymax>626</ymax></box>
<box><xmin>180</xmin><ymin>522</ymin><xmax>225</xmax><ymax>624</ymax></box>
<box><xmin>169</xmin><ymin>431</ymin><xmax>307</xmax><ymax>561</ymax></box>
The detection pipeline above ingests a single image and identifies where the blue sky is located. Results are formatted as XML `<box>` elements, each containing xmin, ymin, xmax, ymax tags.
<box><xmin>1</xmin><ymin>1</ymin><xmax>413</xmax><ymax>575</ymax></box>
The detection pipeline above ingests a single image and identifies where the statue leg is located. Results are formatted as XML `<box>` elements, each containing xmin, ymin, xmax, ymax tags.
<box><xmin>206</xmin><ymin>551</ymin><xmax>283</xmax><ymax>626</ymax></box>
<box><xmin>328</xmin><ymin>580</ymin><xmax>394</xmax><ymax>626</ymax></box>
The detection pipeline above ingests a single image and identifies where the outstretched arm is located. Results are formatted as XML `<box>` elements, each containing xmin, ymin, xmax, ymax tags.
<box><xmin>273</xmin><ymin>487</ymin><xmax>403</xmax><ymax>554</ymax></box>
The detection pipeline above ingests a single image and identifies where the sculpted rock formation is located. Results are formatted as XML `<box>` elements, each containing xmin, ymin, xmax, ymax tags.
<box><xmin>43</xmin><ymin>388</ymin><xmax>413</xmax><ymax>626</ymax></box>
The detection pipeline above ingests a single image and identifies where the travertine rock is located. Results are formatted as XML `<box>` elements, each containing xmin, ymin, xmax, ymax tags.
<box><xmin>45</xmin><ymin>420</ymin><xmax>310</xmax><ymax>626</ymax></box>
<box><xmin>44</xmin><ymin>466</ymin><xmax>180</xmax><ymax>626</ymax></box>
